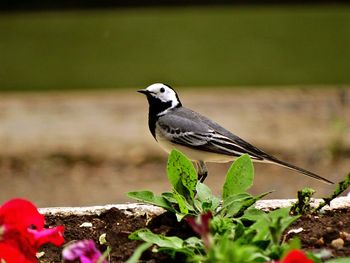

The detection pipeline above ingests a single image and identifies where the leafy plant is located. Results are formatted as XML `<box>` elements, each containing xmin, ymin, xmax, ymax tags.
<box><xmin>129</xmin><ymin>150</ymin><xmax>202</xmax><ymax>220</ymax></box>
<box><xmin>127</xmin><ymin>149</ymin><xmax>350</xmax><ymax>262</ymax></box>
<box><xmin>127</xmin><ymin>150</ymin><xmax>300</xmax><ymax>262</ymax></box>
<box><xmin>128</xmin><ymin>151</ymin><xmax>268</xmax><ymax>221</ymax></box>
<box><xmin>290</xmin><ymin>188</ymin><xmax>316</xmax><ymax>215</ymax></box>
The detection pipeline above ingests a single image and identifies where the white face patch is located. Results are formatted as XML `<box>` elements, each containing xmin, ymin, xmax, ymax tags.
<box><xmin>145</xmin><ymin>83</ymin><xmax>180</xmax><ymax>107</ymax></box>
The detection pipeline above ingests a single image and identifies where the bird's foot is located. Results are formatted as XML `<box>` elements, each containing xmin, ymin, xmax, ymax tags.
<box><xmin>198</xmin><ymin>172</ymin><xmax>208</xmax><ymax>183</ymax></box>
<box><xmin>196</xmin><ymin>161</ymin><xmax>208</xmax><ymax>183</ymax></box>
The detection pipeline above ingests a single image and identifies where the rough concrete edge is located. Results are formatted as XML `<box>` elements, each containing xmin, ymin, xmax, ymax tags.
<box><xmin>39</xmin><ymin>196</ymin><xmax>350</xmax><ymax>217</ymax></box>
<box><xmin>39</xmin><ymin>203</ymin><xmax>165</xmax><ymax>217</ymax></box>
<box><xmin>254</xmin><ymin>196</ymin><xmax>350</xmax><ymax>211</ymax></box>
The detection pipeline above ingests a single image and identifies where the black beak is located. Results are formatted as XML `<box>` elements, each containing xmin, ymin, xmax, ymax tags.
<box><xmin>137</xmin><ymin>89</ymin><xmax>149</xmax><ymax>95</ymax></box>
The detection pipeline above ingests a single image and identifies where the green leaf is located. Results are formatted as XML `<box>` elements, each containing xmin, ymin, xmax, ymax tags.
<box><xmin>125</xmin><ymin>243</ymin><xmax>152</xmax><ymax>263</ymax></box>
<box><xmin>248</xmin><ymin>207</ymin><xmax>299</xmax><ymax>245</ymax></box>
<box><xmin>220</xmin><ymin>191</ymin><xmax>271</xmax><ymax>218</ymax></box>
<box><xmin>196</xmin><ymin>182</ymin><xmax>220</xmax><ymax>212</ymax></box>
<box><xmin>173</xmin><ymin>189</ymin><xmax>190</xmax><ymax>215</ymax></box>
<box><xmin>196</xmin><ymin>182</ymin><xmax>213</xmax><ymax>202</ymax></box>
<box><xmin>161</xmin><ymin>192</ymin><xmax>178</xmax><ymax>204</ymax></box>
<box><xmin>127</xmin><ymin>191</ymin><xmax>175</xmax><ymax>212</ymax></box>
<box><xmin>223</xmin><ymin>154</ymin><xmax>254</xmax><ymax>199</ymax></box>
<box><xmin>241</xmin><ymin>207</ymin><xmax>267</xmax><ymax>221</ymax></box>
<box><xmin>128</xmin><ymin>228</ymin><xmax>147</xmax><ymax>241</ymax></box>
<box><xmin>220</xmin><ymin>193</ymin><xmax>251</xmax><ymax>217</ymax></box>
<box><xmin>134</xmin><ymin>228</ymin><xmax>185</xmax><ymax>249</ymax></box>
<box><xmin>210</xmin><ymin>216</ymin><xmax>235</xmax><ymax>236</ymax></box>
<box><xmin>129</xmin><ymin>229</ymin><xmax>196</xmax><ymax>258</ymax></box>
<box><xmin>237</xmin><ymin>191</ymin><xmax>271</xmax><ymax>214</ymax></box>
<box><xmin>206</xmin><ymin>235</ymin><xmax>269</xmax><ymax>263</ymax></box>
<box><xmin>167</xmin><ymin>149</ymin><xmax>197</xmax><ymax>199</ymax></box>
<box><xmin>184</xmin><ymin>236</ymin><xmax>203</xmax><ymax>249</ymax></box>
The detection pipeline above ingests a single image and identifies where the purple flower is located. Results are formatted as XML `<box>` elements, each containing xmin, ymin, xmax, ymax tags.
<box><xmin>62</xmin><ymin>239</ymin><xmax>107</xmax><ymax>263</ymax></box>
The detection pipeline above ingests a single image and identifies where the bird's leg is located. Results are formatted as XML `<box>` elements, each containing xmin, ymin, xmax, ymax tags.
<box><xmin>196</xmin><ymin>161</ymin><xmax>208</xmax><ymax>183</ymax></box>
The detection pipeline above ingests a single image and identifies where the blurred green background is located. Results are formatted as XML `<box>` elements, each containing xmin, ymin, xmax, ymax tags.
<box><xmin>1</xmin><ymin>4</ymin><xmax>350</xmax><ymax>91</ymax></box>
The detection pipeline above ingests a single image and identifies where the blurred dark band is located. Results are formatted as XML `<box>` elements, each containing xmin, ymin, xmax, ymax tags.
<box><xmin>1</xmin><ymin>0</ymin><xmax>349</xmax><ymax>12</ymax></box>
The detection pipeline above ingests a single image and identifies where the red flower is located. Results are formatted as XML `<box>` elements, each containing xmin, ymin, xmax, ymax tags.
<box><xmin>281</xmin><ymin>250</ymin><xmax>313</xmax><ymax>263</ymax></box>
<box><xmin>0</xmin><ymin>199</ymin><xmax>44</xmax><ymax>230</ymax></box>
<box><xmin>0</xmin><ymin>198</ymin><xmax>64</xmax><ymax>263</ymax></box>
<box><xmin>0</xmin><ymin>243</ymin><xmax>28</xmax><ymax>263</ymax></box>
<box><xmin>269</xmin><ymin>250</ymin><xmax>314</xmax><ymax>263</ymax></box>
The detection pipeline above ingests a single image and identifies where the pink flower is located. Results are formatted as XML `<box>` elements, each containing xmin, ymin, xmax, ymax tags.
<box><xmin>62</xmin><ymin>239</ymin><xmax>107</xmax><ymax>263</ymax></box>
<box><xmin>0</xmin><ymin>198</ymin><xmax>64</xmax><ymax>263</ymax></box>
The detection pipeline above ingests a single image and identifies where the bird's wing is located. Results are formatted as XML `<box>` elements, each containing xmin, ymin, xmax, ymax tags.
<box><xmin>157</xmin><ymin>112</ymin><xmax>264</xmax><ymax>160</ymax></box>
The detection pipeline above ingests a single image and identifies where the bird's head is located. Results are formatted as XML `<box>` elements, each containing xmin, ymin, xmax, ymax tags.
<box><xmin>138</xmin><ymin>83</ymin><xmax>182</xmax><ymax>113</ymax></box>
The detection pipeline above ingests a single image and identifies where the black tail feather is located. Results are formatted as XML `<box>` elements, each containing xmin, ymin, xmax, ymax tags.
<box><xmin>266</xmin><ymin>157</ymin><xmax>334</xmax><ymax>185</ymax></box>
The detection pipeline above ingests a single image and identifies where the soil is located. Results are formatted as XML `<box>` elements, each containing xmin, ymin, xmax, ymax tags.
<box><xmin>40</xmin><ymin>207</ymin><xmax>350</xmax><ymax>262</ymax></box>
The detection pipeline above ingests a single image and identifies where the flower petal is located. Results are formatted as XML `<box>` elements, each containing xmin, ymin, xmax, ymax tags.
<box><xmin>28</xmin><ymin>226</ymin><xmax>65</xmax><ymax>248</ymax></box>
<box><xmin>185</xmin><ymin>211</ymin><xmax>212</xmax><ymax>236</ymax></box>
<box><xmin>62</xmin><ymin>240</ymin><xmax>106</xmax><ymax>263</ymax></box>
<box><xmin>0</xmin><ymin>243</ymin><xmax>30</xmax><ymax>263</ymax></box>
<box><xmin>282</xmin><ymin>250</ymin><xmax>314</xmax><ymax>263</ymax></box>
<box><xmin>0</xmin><ymin>199</ymin><xmax>44</xmax><ymax>230</ymax></box>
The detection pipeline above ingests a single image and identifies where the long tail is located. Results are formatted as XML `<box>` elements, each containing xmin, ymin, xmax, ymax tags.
<box><xmin>265</xmin><ymin>156</ymin><xmax>334</xmax><ymax>185</ymax></box>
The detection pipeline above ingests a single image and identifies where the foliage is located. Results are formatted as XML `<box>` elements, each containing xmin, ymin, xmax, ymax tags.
<box><xmin>128</xmin><ymin>151</ymin><xmax>266</xmax><ymax>221</ymax></box>
<box><xmin>290</xmin><ymin>188</ymin><xmax>316</xmax><ymax>215</ymax></box>
<box><xmin>222</xmin><ymin>153</ymin><xmax>254</xmax><ymax>198</ymax></box>
<box><xmin>129</xmin><ymin>150</ymin><xmax>220</xmax><ymax>220</ymax></box>
<box><xmin>128</xmin><ymin>149</ymin><xmax>350</xmax><ymax>262</ymax></box>
<box><xmin>128</xmin><ymin>150</ymin><xmax>300</xmax><ymax>262</ymax></box>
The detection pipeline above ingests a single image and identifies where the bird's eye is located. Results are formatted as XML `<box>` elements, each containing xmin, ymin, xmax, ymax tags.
<box><xmin>160</xmin><ymin>87</ymin><xmax>165</xmax><ymax>93</ymax></box>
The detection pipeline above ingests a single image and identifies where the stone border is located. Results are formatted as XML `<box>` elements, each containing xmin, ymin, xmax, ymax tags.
<box><xmin>39</xmin><ymin>203</ymin><xmax>165</xmax><ymax>217</ymax></box>
<box><xmin>254</xmin><ymin>196</ymin><xmax>350</xmax><ymax>211</ymax></box>
<box><xmin>39</xmin><ymin>197</ymin><xmax>350</xmax><ymax>216</ymax></box>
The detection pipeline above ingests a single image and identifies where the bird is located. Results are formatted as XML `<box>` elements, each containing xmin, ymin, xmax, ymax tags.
<box><xmin>138</xmin><ymin>83</ymin><xmax>333</xmax><ymax>185</ymax></box>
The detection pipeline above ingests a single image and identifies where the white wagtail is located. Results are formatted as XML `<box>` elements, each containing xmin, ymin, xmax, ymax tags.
<box><xmin>138</xmin><ymin>83</ymin><xmax>333</xmax><ymax>185</ymax></box>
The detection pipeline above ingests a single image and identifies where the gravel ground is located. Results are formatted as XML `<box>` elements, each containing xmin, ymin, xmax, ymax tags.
<box><xmin>0</xmin><ymin>88</ymin><xmax>349</xmax><ymax>207</ymax></box>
